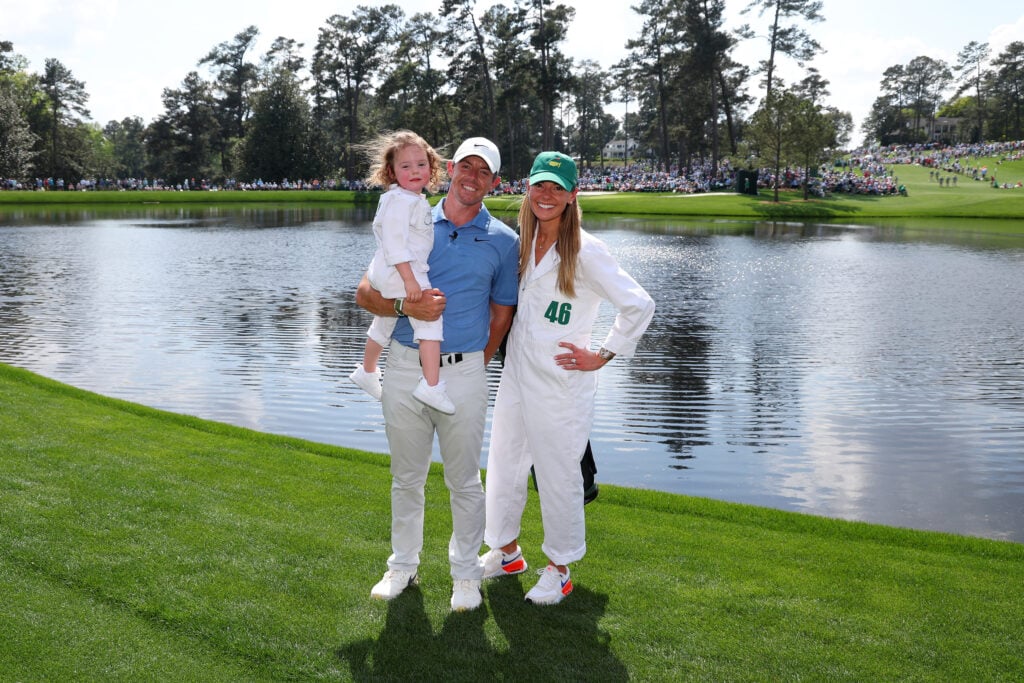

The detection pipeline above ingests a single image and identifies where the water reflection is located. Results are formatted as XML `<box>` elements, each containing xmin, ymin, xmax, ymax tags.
<box><xmin>1</xmin><ymin>206</ymin><xmax>1023</xmax><ymax>543</ymax></box>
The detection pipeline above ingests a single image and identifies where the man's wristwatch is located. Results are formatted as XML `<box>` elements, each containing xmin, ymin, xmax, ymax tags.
<box><xmin>394</xmin><ymin>298</ymin><xmax>406</xmax><ymax>317</ymax></box>
<box><xmin>597</xmin><ymin>347</ymin><xmax>616</xmax><ymax>362</ymax></box>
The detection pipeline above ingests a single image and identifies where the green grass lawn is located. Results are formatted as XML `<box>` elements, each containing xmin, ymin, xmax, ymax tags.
<box><xmin>4</xmin><ymin>155</ymin><xmax>1024</xmax><ymax>225</ymax></box>
<box><xmin>2</xmin><ymin>363</ymin><xmax>1022</xmax><ymax>681</ymax></box>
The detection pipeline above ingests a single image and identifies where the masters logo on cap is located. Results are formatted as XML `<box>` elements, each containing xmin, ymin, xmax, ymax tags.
<box><xmin>529</xmin><ymin>151</ymin><xmax>577</xmax><ymax>191</ymax></box>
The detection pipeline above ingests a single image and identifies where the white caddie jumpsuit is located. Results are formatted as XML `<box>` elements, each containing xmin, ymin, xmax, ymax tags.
<box><xmin>485</xmin><ymin>229</ymin><xmax>655</xmax><ymax>565</ymax></box>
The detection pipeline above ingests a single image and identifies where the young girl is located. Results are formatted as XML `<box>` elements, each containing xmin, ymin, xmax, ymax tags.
<box><xmin>349</xmin><ymin>130</ymin><xmax>454</xmax><ymax>414</ymax></box>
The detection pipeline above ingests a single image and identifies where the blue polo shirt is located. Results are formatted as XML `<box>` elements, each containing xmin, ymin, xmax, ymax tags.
<box><xmin>392</xmin><ymin>199</ymin><xmax>519</xmax><ymax>353</ymax></box>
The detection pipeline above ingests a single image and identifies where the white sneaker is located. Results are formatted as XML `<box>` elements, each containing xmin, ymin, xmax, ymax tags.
<box><xmin>480</xmin><ymin>547</ymin><xmax>528</xmax><ymax>579</ymax></box>
<box><xmin>370</xmin><ymin>569</ymin><xmax>418</xmax><ymax>600</ymax></box>
<box><xmin>451</xmin><ymin>579</ymin><xmax>482</xmax><ymax>611</ymax></box>
<box><xmin>412</xmin><ymin>377</ymin><xmax>456</xmax><ymax>414</ymax></box>
<box><xmin>524</xmin><ymin>565</ymin><xmax>573</xmax><ymax>605</ymax></box>
<box><xmin>349</xmin><ymin>364</ymin><xmax>382</xmax><ymax>400</ymax></box>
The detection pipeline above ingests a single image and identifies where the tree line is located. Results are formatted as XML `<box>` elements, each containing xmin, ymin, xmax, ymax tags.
<box><xmin>1</xmin><ymin>0</ymin><xmax>1019</xmax><ymax>194</ymax></box>
<box><xmin>864</xmin><ymin>41</ymin><xmax>1024</xmax><ymax>146</ymax></box>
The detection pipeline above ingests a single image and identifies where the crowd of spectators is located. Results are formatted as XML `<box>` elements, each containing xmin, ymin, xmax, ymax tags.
<box><xmin>498</xmin><ymin>157</ymin><xmax>905</xmax><ymax>197</ymax></box>
<box><xmin>851</xmin><ymin>140</ymin><xmax>1024</xmax><ymax>189</ymax></box>
<box><xmin>222</xmin><ymin>178</ymin><xmax>369</xmax><ymax>192</ymax></box>
<box><xmin>6</xmin><ymin>139</ymin><xmax>1022</xmax><ymax>196</ymax></box>
<box><xmin>762</xmin><ymin>162</ymin><xmax>902</xmax><ymax>197</ymax></box>
<box><xmin>1</xmin><ymin>176</ymin><xmax>368</xmax><ymax>192</ymax></box>
<box><xmin>494</xmin><ymin>160</ymin><xmax>737</xmax><ymax>195</ymax></box>
<box><xmin>1</xmin><ymin>160</ymin><xmax>740</xmax><ymax>197</ymax></box>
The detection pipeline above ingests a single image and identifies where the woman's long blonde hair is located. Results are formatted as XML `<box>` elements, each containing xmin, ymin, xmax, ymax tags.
<box><xmin>517</xmin><ymin>190</ymin><xmax>583</xmax><ymax>298</ymax></box>
<box><xmin>361</xmin><ymin>130</ymin><xmax>445</xmax><ymax>192</ymax></box>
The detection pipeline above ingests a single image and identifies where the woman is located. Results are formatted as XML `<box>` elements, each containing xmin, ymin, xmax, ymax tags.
<box><xmin>480</xmin><ymin>151</ymin><xmax>655</xmax><ymax>605</ymax></box>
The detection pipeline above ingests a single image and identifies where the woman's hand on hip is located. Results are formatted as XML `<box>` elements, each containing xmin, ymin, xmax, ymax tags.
<box><xmin>555</xmin><ymin>342</ymin><xmax>606</xmax><ymax>372</ymax></box>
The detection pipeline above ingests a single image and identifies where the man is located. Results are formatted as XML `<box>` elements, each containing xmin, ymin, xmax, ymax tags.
<box><xmin>355</xmin><ymin>137</ymin><xmax>519</xmax><ymax>611</ymax></box>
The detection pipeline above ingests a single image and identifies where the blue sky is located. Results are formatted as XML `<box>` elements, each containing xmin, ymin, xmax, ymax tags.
<box><xmin>3</xmin><ymin>1</ymin><xmax>1022</xmax><ymax>144</ymax></box>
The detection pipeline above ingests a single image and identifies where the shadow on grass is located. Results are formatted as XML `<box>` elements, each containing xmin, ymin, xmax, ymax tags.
<box><xmin>338</xmin><ymin>586</ymin><xmax>488</xmax><ymax>682</ymax></box>
<box><xmin>486</xmin><ymin>577</ymin><xmax>628</xmax><ymax>681</ymax></box>
<box><xmin>336</xmin><ymin>578</ymin><xmax>627</xmax><ymax>681</ymax></box>
<box><xmin>747</xmin><ymin>193</ymin><xmax>878</xmax><ymax>219</ymax></box>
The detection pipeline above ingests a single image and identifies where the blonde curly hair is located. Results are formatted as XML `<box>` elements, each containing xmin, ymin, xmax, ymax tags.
<box><xmin>362</xmin><ymin>130</ymin><xmax>445</xmax><ymax>193</ymax></box>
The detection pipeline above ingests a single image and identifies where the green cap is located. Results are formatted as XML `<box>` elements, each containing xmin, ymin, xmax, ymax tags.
<box><xmin>529</xmin><ymin>151</ymin><xmax>577</xmax><ymax>191</ymax></box>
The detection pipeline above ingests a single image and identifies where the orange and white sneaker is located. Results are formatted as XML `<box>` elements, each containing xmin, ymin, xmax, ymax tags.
<box><xmin>524</xmin><ymin>565</ymin><xmax>573</xmax><ymax>605</ymax></box>
<box><xmin>480</xmin><ymin>547</ymin><xmax>528</xmax><ymax>579</ymax></box>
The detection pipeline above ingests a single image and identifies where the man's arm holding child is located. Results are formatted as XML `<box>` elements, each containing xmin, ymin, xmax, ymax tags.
<box><xmin>355</xmin><ymin>274</ymin><xmax>445</xmax><ymax>320</ymax></box>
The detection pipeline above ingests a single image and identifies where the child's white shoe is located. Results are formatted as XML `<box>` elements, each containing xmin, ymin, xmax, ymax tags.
<box><xmin>412</xmin><ymin>377</ymin><xmax>455</xmax><ymax>414</ymax></box>
<box><xmin>349</xmin><ymin>364</ymin><xmax>382</xmax><ymax>400</ymax></box>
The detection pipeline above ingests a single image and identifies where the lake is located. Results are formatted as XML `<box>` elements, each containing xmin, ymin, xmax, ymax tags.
<box><xmin>1</xmin><ymin>204</ymin><xmax>1022</xmax><ymax>542</ymax></box>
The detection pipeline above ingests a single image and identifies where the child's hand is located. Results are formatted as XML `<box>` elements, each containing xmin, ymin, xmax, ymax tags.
<box><xmin>405</xmin><ymin>281</ymin><xmax>422</xmax><ymax>302</ymax></box>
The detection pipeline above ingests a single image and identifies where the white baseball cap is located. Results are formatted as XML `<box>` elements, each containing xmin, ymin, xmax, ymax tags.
<box><xmin>452</xmin><ymin>137</ymin><xmax>501</xmax><ymax>174</ymax></box>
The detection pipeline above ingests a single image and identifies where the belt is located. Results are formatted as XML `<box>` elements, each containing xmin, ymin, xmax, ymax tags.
<box><xmin>420</xmin><ymin>352</ymin><xmax>465</xmax><ymax>367</ymax></box>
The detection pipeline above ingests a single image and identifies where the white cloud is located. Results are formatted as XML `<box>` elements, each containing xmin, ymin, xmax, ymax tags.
<box><xmin>1</xmin><ymin>1</ymin><xmax>53</xmax><ymax>34</ymax></box>
<box><xmin>990</xmin><ymin>15</ymin><xmax>1024</xmax><ymax>55</ymax></box>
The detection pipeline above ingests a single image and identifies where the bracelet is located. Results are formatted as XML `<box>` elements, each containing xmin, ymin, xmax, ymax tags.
<box><xmin>597</xmin><ymin>347</ymin><xmax>616</xmax><ymax>362</ymax></box>
<box><xmin>394</xmin><ymin>298</ymin><xmax>406</xmax><ymax>317</ymax></box>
